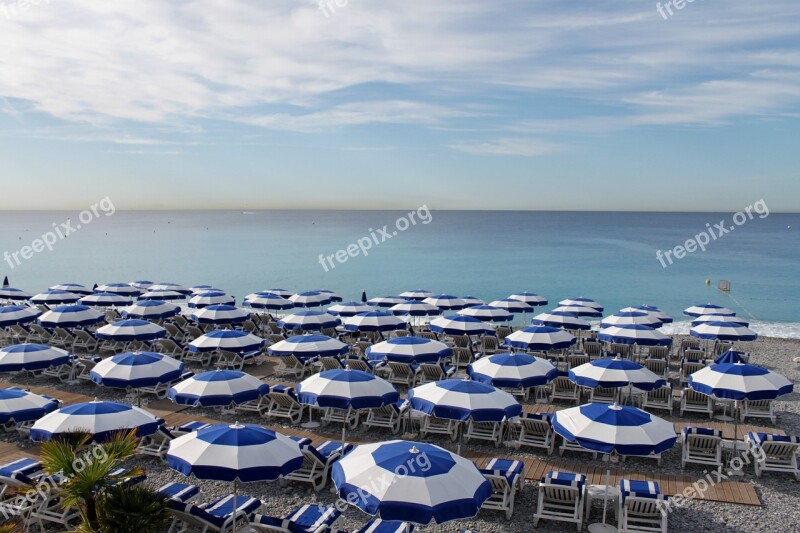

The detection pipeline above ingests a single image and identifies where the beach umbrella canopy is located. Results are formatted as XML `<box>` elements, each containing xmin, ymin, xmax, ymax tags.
<box><xmin>277</xmin><ymin>311</ymin><xmax>340</xmax><ymax>331</ymax></box>
<box><xmin>490</xmin><ymin>299</ymin><xmax>533</xmax><ymax>313</ymax></box>
<box><xmin>552</xmin><ymin>305</ymin><xmax>602</xmax><ymax>318</ymax></box>
<box><xmin>190</xmin><ymin>304</ymin><xmax>250</xmax><ymax>326</ymax></box>
<box><xmin>552</xmin><ymin>403</ymin><xmax>677</xmax><ymax>456</ymax></box>
<box><xmin>399</xmin><ymin>290</ymin><xmax>434</xmax><ymax>301</ymax></box>
<box><xmin>423</xmin><ymin>295</ymin><xmax>467</xmax><ymax>311</ymax></box>
<box><xmin>268</xmin><ymin>334</ymin><xmax>349</xmax><ymax>358</ymax></box>
<box><xmin>0</xmin><ymin>305</ymin><xmax>41</xmax><ymax>327</ymax></box>
<box><xmin>332</xmin><ymin>440</ymin><xmax>492</xmax><ymax>525</ymax></box>
<box><xmin>690</xmin><ymin>322</ymin><xmax>757</xmax><ymax>342</ymax></box>
<box><xmin>188</xmin><ymin>284</ymin><xmax>217</xmax><ymax>294</ymax></box>
<box><xmin>683</xmin><ymin>304</ymin><xmax>735</xmax><ymax>317</ymax></box>
<box><xmin>343</xmin><ymin>311</ymin><xmax>405</xmax><ymax>333</ymax></box>
<box><xmin>79</xmin><ymin>292</ymin><xmax>132</xmax><ymax>307</ymax></box>
<box><xmin>244</xmin><ymin>292</ymin><xmax>294</xmax><ymax>310</ymax></box>
<box><xmin>257</xmin><ymin>288</ymin><xmax>292</xmax><ymax>298</ymax></box>
<box><xmin>96</xmin><ymin>319</ymin><xmax>166</xmax><ymax>342</ymax></box>
<box><xmin>0</xmin><ymin>287</ymin><xmax>32</xmax><ymax>301</ymax></box>
<box><xmin>531</xmin><ymin>311</ymin><xmax>591</xmax><ymax>330</ymax></box>
<box><xmin>0</xmin><ymin>344</ymin><xmax>71</xmax><ymax>372</ymax></box>
<box><xmin>140</xmin><ymin>289</ymin><xmax>185</xmax><ymax>301</ymax></box>
<box><xmin>289</xmin><ymin>291</ymin><xmax>332</xmax><ymax>308</ymax></box>
<box><xmin>597</xmin><ymin>325</ymin><xmax>672</xmax><ymax>346</ymax></box>
<box><xmin>0</xmin><ymin>388</ymin><xmax>60</xmax><ymax>426</ymax></box>
<box><xmin>504</xmin><ymin>326</ymin><xmax>576</xmax><ymax>351</ymax></box>
<box><xmin>689</xmin><ymin>363</ymin><xmax>793</xmax><ymax>401</ymax></box>
<box><xmin>467</xmin><ymin>352</ymin><xmax>558</xmax><ymax>389</ymax></box>
<box><xmin>149</xmin><ymin>283</ymin><xmax>192</xmax><ymax>295</ymax></box>
<box><xmin>38</xmin><ymin>304</ymin><xmax>104</xmax><ymax>328</ymax></box>
<box><xmin>188</xmin><ymin>291</ymin><xmax>235</xmax><ymax>309</ymax></box>
<box><xmin>714</xmin><ymin>350</ymin><xmax>748</xmax><ymax>364</ymax></box>
<box><xmin>30</xmin><ymin>400</ymin><xmax>162</xmax><ymax>443</ymax></box>
<box><xmin>508</xmin><ymin>292</ymin><xmax>548</xmax><ymax>306</ymax></box>
<box><xmin>189</xmin><ymin>330</ymin><xmax>265</xmax><ymax>353</ymax></box>
<box><xmin>621</xmin><ymin>305</ymin><xmax>673</xmax><ymax>324</ymax></box>
<box><xmin>569</xmin><ymin>357</ymin><xmax>666</xmax><ymax>391</ymax></box>
<box><xmin>167</xmin><ymin>422</ymin><xmax>303</xmax><ymax>482</ymax></box>
<box><xmin>460</xmin><ymin>296</ymin><xmax>486</xmax><ymax>306</ymax></box>
<box><xmin>168</xmin><ymin>369</ymin><xmax>269</xmax><ymax>407</ymax></box>
<box><xmin>30</xmin><ymin>290</ymin><xmax>81</xmax><ymax>305</ymax></box>
<box><xmin>389</xmin><ymin>301</ymin><xmax>440</xmax><ymax>317</ymax></box>
<box><xmin>457</xmin><ymin>305</ymin><xmax>512</xmax><ymax>323</ymax></box>
<box><xmin>121</xmin><ymin>300</ymin><xmax>180</xmax><ymax>320</ymax></box>
<box><xmin>691</xmin><ymin>314</ymin><xmax>749</xmax><ymax>327</ymax></box>
<box><xmin>129</xmin><ymin>280</ymin><xmax>154</xmax><ymax>290</ymax></box>
<box><xmin>296</xmin><ymin>368</ymin><xmax>399</xmax><ymax>410</ymax></box>
<box><xmin>96</xmin><ymin>283</ymin><xmax>141</xmax><ymax>297</ymax></box>
<box><xmin>49</xmin><ymin>283</ymin><xmax>92</xmax><ymax>295</ymax></box>
<box><xmin>314</xmin><ymin>289</ymin><xmax>343</xmax><ymax>302</ymax></box>
<box><xmin>428</xmin><ymin>315</ymin><xmax>494</xmax><ymax>336</ymax></box>
<box><xmin>368</xmin><ymin>296</ymin><xmax>407</xmax><ymax>308</ymax></box>
<box><xmin>327</xmin><ymin>301</ymin><xmax>375</xmax><ymax>317</ymax></box>
<box><xmin>90</xmin><ymin>352</ymin><xmax>184</xmax><ymax>389</ymax></box>
<box><xmin>601</xmin><ymin>311</ymin><xmax>662</xmax><ymax>329</ymax></box>
<box><xmin>366</xmin><ymin>337</ymin><xmax>452</xmax><ymax>364</ymax></box>
<box><xmin>408</xmin><ymin>379</ymin><xmax>521</xmax><ymax>422</ymax></box>
<box><xmin>559</xmin><ymin>298</ymin><xmax>603</xmax><ymax>311</ymax></box>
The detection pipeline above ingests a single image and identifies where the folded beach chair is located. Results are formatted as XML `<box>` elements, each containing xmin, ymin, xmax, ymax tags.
<box><xmin>617</xmin><ymin>480</ymin><xmax>668</xmax><ymax>533</ymax></box>
<box><xmin>8</xmin><ymin>324</ymin><xmax>30</xmax><ymax>343</ymax></box>
<box><xmin>217</xmin><ymin>349</ymin><xmax>264</xmax><ymax>371</ymax></box>
<box><xmin>364</xmin><ymin>400</ymin><xmax>407</xmax><ymax>434</ymax></box>
<box><xmin>479</xmin><ymin>458</ymin><xmax>525</xmax><ymax>519</ymax></box>
<box><xmin>642</xmin><ymin>384</ymin><xmax>673</xmax><ymax>415</ymax></box>
<box><xmin>386</xmin><ymin>362</ymin><xmax>420</xmax><ymax>387</ymax></box>
<box><xmin>264</xmin><ymin>385</ymin><xmax>306</xmax><ymax>424</ymax></box>
<box><xmin>355</xmin><ymin>518</ymin><xmax>414</xmax><ymax>533</ymax></box>
<box><xmin>512</xmin><ymin>412</ymin><xmax>555</xmax><ymax>454</ymax></box>
<box><xmin>250</xmin><ymin>503</ymin><xmax>342</xmax><ymax>533</ymax></box>
<box><xmin>681</xmin><ymin>427</ymin><xmax>723</xmax><ymax>469</ymax></box>
<box><xmin>739</xmin><ymin>399</ymin><xmax>775</xmax><ymax>424</ymax></box>
<box><xmin>167</xmin><ymin>493</ymin><xmax>263</xmax><ymax>533</ymax></box>
<box><xmin>157</xmin><ymin>482</ymin><xmax>202</xmax><ymax>504</ymax></box>
<box><xmin>451</xmin><ymin>347</ymin><xmax>474</xmax><ymax>370</ymax></box>
<box><xmin>533</xmin><ymin>471</ymin><xmax>586</xmax><ymax>531</ymax></box>
<box><xmin>550</xmin><ymin>376</ymin><xmax>581</xmax><ymax>404</ymax></box>
<box><xmin>480</xmin><ymin>335</ymin><xmax>499</xmax><ymax>356</ymax></box>
<box><xmin>50</xmin><ymin>327</ymin><xmax>76</xmax><ymax>349</ymax></box>
<box><xmin>679</xmin><ymin>388</ymin><xmax>714</xmax><ymax>418</ymax></box>
<box><xmin>746</xmin><ymin>432</ymin><xmax>800</xmax><ymax>479</ymax></box>
<box><xmin>136</xmin><ymin>425</ymin><xmax>176</xmax><ymax>460</ymax></box>
<box><xmin>27</xmin><ymin>324</ymin><xmax>52</xmax><ymax>344</ymax></box>
<box><xmin>72</xmin><ymin>329</ymin><xmax>99</xmax><ymax>353</ymax></box>
<box><xmin>464</xmin><ymin>418</ymin><xmax>505</xmax><ymax>447</ymax></box>
<box><xmin>419</xmin><ymin>414</ymin><xmax>460</xmax><ymax>441</ymax></box>
<box><xmin>163</xmin><ymin>323</ymin><xmax>187</xmax><ymax>342</ymax></box>
<box><xmin>284</xmin><ymin>439</ymin><xmax>352</xmax><ymax>491</ymax></box>
<box><xmin>417</xmin><ymin>362</ymin><xmax>455</xmax><ymax>384</ymax></box>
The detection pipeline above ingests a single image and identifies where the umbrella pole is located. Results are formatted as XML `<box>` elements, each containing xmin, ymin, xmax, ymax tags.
<box><xmin>730</xmin><ymin>399</ymin><xmax>743</xmax><ymax>477</ymax></box>
<box><xmin>588</xmin><ymin>453</ymin><xmax>616</xmax><ymax>533</ymax></box>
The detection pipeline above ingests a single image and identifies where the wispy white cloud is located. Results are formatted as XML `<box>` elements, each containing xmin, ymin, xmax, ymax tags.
<box><xmin>448</xmin><ymin>138</ymin><xmax>564</xmax><ymax>157</ymax></box>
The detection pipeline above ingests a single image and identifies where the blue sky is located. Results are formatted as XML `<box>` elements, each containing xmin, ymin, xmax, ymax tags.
<box><xmin>0</xmin><ymin>0</ymin><xmax>798</xmax><ymax>211</ymax></box>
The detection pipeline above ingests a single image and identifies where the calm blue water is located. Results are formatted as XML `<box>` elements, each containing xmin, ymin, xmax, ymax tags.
<box><xmin>1</xmin><ymin>210</ymin><xmax>798</xmax><ymax>336</ymax></box>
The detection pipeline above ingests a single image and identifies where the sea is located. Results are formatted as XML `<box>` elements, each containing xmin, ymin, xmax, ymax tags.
<box><xmin>1</xmin><ymin>209</ymin><xmax>798</xmax><ymax>338</ymax></box>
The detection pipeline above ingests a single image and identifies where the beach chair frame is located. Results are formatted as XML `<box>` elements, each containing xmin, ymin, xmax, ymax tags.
<box><xmin>681</xmin><ymin>427</ymin><xmax>723</xmax><ymax>469</ymax></box>
<box><xmin>746</xmin><ymin>433</ymin><xmax>800</xmax><ymax>479</ymax></box>
<box><xmin>533</xmin><ymin>472</ymin><xmax>586</xmax><ymax>531</ymax></box>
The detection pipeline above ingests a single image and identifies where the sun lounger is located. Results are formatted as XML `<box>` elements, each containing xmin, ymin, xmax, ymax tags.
<box><xmin>512</xmin><ymin>412</ymin><xmax>555</xmax><ymax>454</ymax></box>
<box><xmin>416</xmin><ymin>362</ymin><xmax>455</xmax><ymax>384</ymax></box>
<box><xmin>617</xmin><ymin>480</ymin><xmax>668</xmax><ymax>533</ymax></box>
<box><xmin>284</xmin><ymin>439</ymin><xmax>352</xmax><ymax>491</ymax></box>
<box><xmin>364</xmin><ymin>400</ymin><xmax>407</xmax><ymax>434</ymax></box>
<box><xmin>642</xmin><ymin>384</ymin><xmax>673</xmax><ymax>415</ymax></box>
<box><xmin>746</xmin><ymin>432</ymin><xmax>800</xmax><ymax>479</ymax></box>
<box><xmin>355</xmin><ymin>518</ymin><xmax>414</xmax><ymax>533</ymax></box>
<box><xmin>157</xmin><ymin>482</ymin><xmax>202</xmax><ymax>504</ymax></box>
<box><xmin>167</xmin><ymin>494</ymin><xmax>263</xmax><ymax>533</ymax></box>
<box><xmin>739</xmin><ymin>399</ymin><xmax>775</xmax><ymax>424</ymax></box>
<box><xmin>216</xmin><ymin>349</ymin><xmax>264</xmax><ymax>371</ymax></box>
<box><xmin>464</xmin><ymin>419</ymin><xmax>505</xmax><ymax>447</ymax></box>
<box><xmin>74</xmin><ymin>356</ymin><xmax>103</xmax><ymax>382</ymax></box>
<box><xmin>263</xmin><ymin>385</ymin><xmax>306</xmax><ymax>424</ymax></box>
<box><xmin>681</xmin><ymin>427</ymin><xmax>723</xmax><ymax>469</ymax></box>
<box><xmin>588</xmin><ymin>386</ymin><xmax>620</xmax><ymax>404</ymax></box>
<box><xmin>550</xmin><ymin>376</ymin><xmax>581</xmax><ymax>404</ymax></box>
<box><xmin>386</xmin><ymin>362</ymin><xmax>420</xmax><ymax>387</ymax></box>
<box><xmin>419</xmin><ymin>414</ymin><xmax>460</xmax><ymax>441</ymax></box>
<box><xmin>533</xmin><ymin>471</ymin><xmax>586</xmax><ymax>531</ymax></box>
<box><xmin>156</xmin><ymin>338</ymin><xmax>191</xmax><ymax>360</ymax></box>
<box><xmin>139</xmin><ymin>371</ymin><xmax>194</xmax><ymax>399</ymax></box>
<box><xmin>276</xmin><ymin>355</ymin><xmax>320</xmax><ymax>379</ymax></box>
<box><xmin>321</xmin><ymin>407</ymin><xmax>361</xmax><ymax>430</ymax></box>
<box><xmin>250</xmin><ymin>503</ymin><xmax>342</xmax><ymax>533</ymax></box>
<box><xmin>137</xmin><ymin>426</ymin><xmax>176</xmax><ymax>460</ymax></box>
<box><xmin>72</xmin><ymin>329</ymin><xmax>99</xmax><ymax>353</ymax></box>
<box><xmin>479</xmin><ymin>458</ymin><xmax>524</xmax><ymax>519</ymax></box>
<box><xmin>0</xmin><ymin>458</ymin><xmax>42</xmax><ymax>500</ymax></box>
<box><xmin>169</xmin><ymin>420</ymin><xmax>212</xmax><ymax>436</ymax></box>
<box><xmin>679</xmin><ymin>389</ymin><xmax>714</xmax><ymax>418</ymax></box>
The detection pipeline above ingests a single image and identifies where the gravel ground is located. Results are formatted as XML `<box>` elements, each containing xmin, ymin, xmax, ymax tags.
<box><xmin>2</xmin><ymin>335</ymin><xmax>798</xmax><ymax>532</ymax></box>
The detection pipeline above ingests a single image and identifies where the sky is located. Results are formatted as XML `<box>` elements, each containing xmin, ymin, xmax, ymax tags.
<box><xmin>0</xmin><ymin>0</ymin><xmax>799</xmax><ymax>211</ymax></box>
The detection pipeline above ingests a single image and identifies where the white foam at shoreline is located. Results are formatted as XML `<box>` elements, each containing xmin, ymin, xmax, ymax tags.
<box><xmin>659</xmin><ymin>320</ymin><xmax>800</xmax><ymax>340</ymax></box>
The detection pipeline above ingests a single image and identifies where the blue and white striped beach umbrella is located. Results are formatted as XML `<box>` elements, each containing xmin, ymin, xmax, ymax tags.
<box><xmin>188</xmin><ymin>291</ymin><xmax>235</xmax><ymax>309</ymax></box>
<box><xmin>621</xmin><ymin>305</ymin><xmax>673</xmax><ymax>324</ymax></box>
<box><xmin>0</xmin><ymin>388</ymin><xmax>60</xmax><ymax>426</ymax></box>
<box><xmin>314</xmin><ymin>290</ymin><xmax>343</xmax><ymax>303</ymax></box>
<box><xmin>122</xmin><ymin>300</ymin><xmax>180</xmax><ymax>320</ymax></box>
<box><xmin>332</xmin><ymin>440</ymin><xmax>491</xmax><ymax>525</ymax></box>
<box><xmin>691</xmin><ymin>314</ymin><xmax>749</xmax><ymax>327</ymax></box>
<box><xmin>552</xmin><ymin>403</ymin><xmax>677</xmax><ymax>456</ymax></box>
<box><xmin>188</xmin><ymin>284</ymin><xmax>216</xmax><ymax>294</ymax></box>
<box><xmin>90</xmin><ymin>352</ymin><xmax>184</xmax><ymax>389</ymax></box>
<box><xmin>428</xmin><ymin>315</ymin><xmax>494</xmax><ymax>336</ymax></box>
<box><xmin>343</xmin><ymin>312</ymin><xmax>405</xmax><ymax>333</ymax></box>
<box><xmin>601</xmin><ymin>311</ymin><xmax>662</xmax><ymax>329</ymax></box>
<box><xmin>129</xmin><ymin>280</ymin><xmax>154</xmax><ymax>290</ymax></box>
<box><xmin>423</xmin><ymin>295</ymin><xmax>467</xmax><ymax>311</ymax></box>
<box><xmin>367</xmin><ymin>296</ymin><xmax>406</xmax><ymax>308</ymax></box>
<box><xmin>490</xmin><ymin>299</ymin><xmax>533</xmax><ymax>314</ymax></box>
<box><xmin>683</xmin><ymin>304</ymin><xmax>735</xmax><ymax>317</ymax></box>
<box><xmin>408</xmin><ymin>379</ymin><xmax>521</xmax><ymax>422</ymax></box>
<box><xmin>167</xmin><ymin>423</ymin><xmax>303</xmax><ymax>482</ymax></box>
<box><xmin>690</xmin><ymin>322</ymin><xmax>757</xmax><ymax>342</ymax></box>
<box><xmin>150</xmin><ymin>283</ymin><xmax>192</xmax><ymax>295</ymax></box>
<box><xmin>689</xmin><ymin>363</ymin><xmax>793</xmax><ymax>401</ymax></box>
<box><xmin>268</xmin><ymin>334</ymin><xmax>349</xmax><ymax>358</ymax></box>
<box><xmin>457</xmin><ymin>305</ymin><xmax>512</xmax><ymax>323</ymax></box>
<box><xmin>0</xmin><ymin>287</ymin><xmax>32</xmax><ymax>301</ymax></box>
<box><xmin>467</xmin><ymin>352</ymin><xmax>558</xmax><ymax>389</ymax></box>
<box><xmin>277</xmin><ymin>311</ymin><xmax>340</xmax><ymax>331</ymax></box>
<box><xmin>30</xmin><ymin>290</ymin><xmax>81</xmax><ymax>305</ymax></box>
<box><xmin>140</xmin><ymin>289</ymin><xmax>185</xmax><ymax>301</ymax></box>
<box><xmin>366</xmin><ymin>337</ymin><xmax>452</xmax><ymax>364</ymax></box>
<box><xmin>289</xmin><ymin>291</ymin><xmax>332</xmax><ymax>308</ymax></box>
<box><xmin>79</xmin><ymin>292</ymin><xmax>133</xmax><ymax>307</ymax></box>
<box><xmin>297</xmin><ymin>369</ymin><xmax>399</xmax><ymax>410</ymax></box>
<box><xmin>0</xmin><ymin>305</ymin><xmax>41</xmax><ymax>327</ymax></box>
<box><xmin>389</xmin><ymin>301</ymin><xmax>440</xmax><ymax>317</ymax></box>
<box><xmin>168</xmin><ymin>369</ymin><xmax>269</xmax><ymax>407</ymax></box>
<box><xmin>0</xmin><ymin>344</ymin><xmax>71</xmax><ymax>372</ymax></box>
<box><xmin>257</xmin><ymin>288</ymin><xmax>293</xmax><ymax>298</ymax></box>
<box><xmin>597</xmin><ymin>325</ymin><xmax>672</xmax><ymax>346</ymax></box>
<box><xmin>399</xmin><ymin>290</ymin><xmax>434</xmax><ymax>301</ymax></box>
<box><xmin>460</xmin><ymin>296</ymin><xmax>486</xmax><ymax>306</ymax></box>
<box><xmin>30</xmin><ymin>401</ymin><xmax>162</xmax><ymax>443</ymax></box>
<box><xmin>96</xmin><ymin>319</ymin><xmax>167</xmax><ymax>342</ymax></box>
<box><xmin>504</xmin><ymin>326</ymin><xmax>576</xmax><ymax>351</ymax></box>
<box><xmin>191</xmin><ymin>304</ymin><xmax>251</xmax><ymax>326</ymax></box>
<box><xmin>328</xmin><ymin>301</ymin><xmax>375</xmax><ymax>317</ymax></box>
<box><xmin>531</xmin><ymin>311</ymin><xmax>591</xmax><ymax>330</ymax></box>
<box><xmin>49</xmin><ymin>283</ymin><xmax>92</xmax><ymax>295</ymax></box>
<box><xmin>96</xmin><ymin>283</ymin><xmax>142</xmax><ymax>297</ymax></box>
<box><xmin>189</xmin><ymin>330</ymin><xmax>265</xmax><ymax>353</ymax></box>
<box><xmin>569</xmin><ymin>357</ymin><xmax>666</xmax><ymax>391</ymax></box>
<box><xmin>244</xmin><ymin>292</ymin><xmax>294</xmax><ymax>310</ymax></box>
<box><xmin>508</xmin><ymin>292</ymin><xmax>548</xmax><ymax>306</ymax></box>
<box><xmin>559</xmin><ymin>298</ymin><xmax>603</xmax><ymax>312</ymax></box>
<box><xmin>552</xmin><ymin>305</ymin><xmax>602</xmax><ymax>318</ymax></box>
<box><xmin>38</xmin><ymin>304</ymin><xmax>104</xmax><ymax>328</ymax></box>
